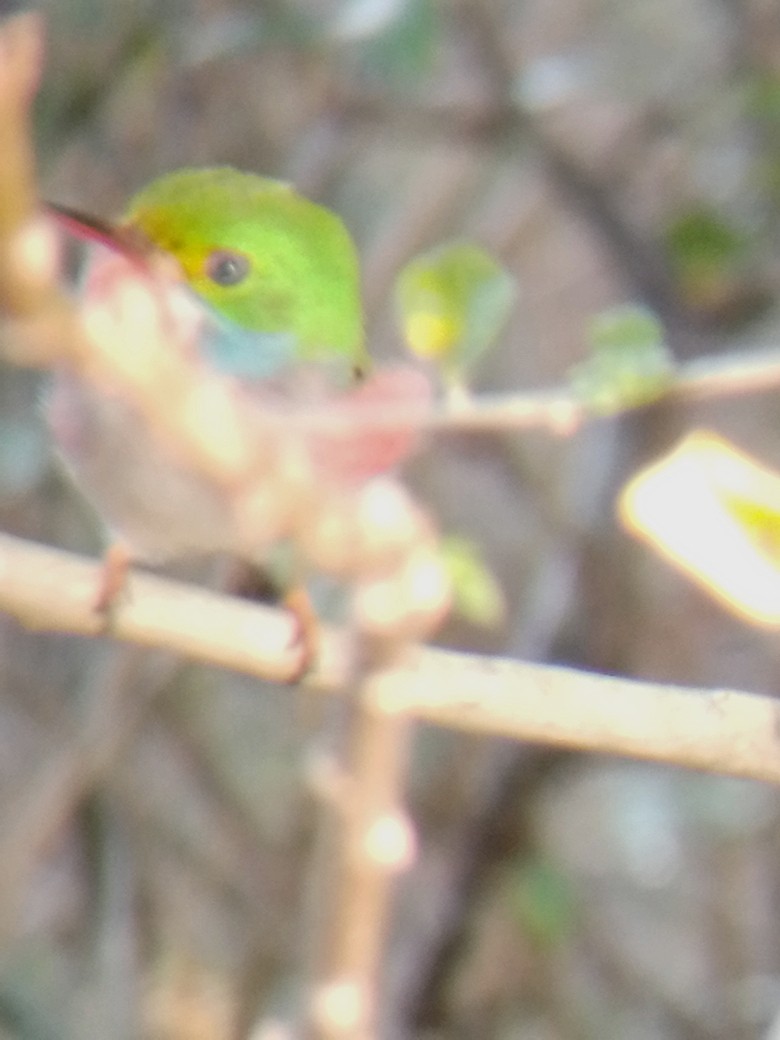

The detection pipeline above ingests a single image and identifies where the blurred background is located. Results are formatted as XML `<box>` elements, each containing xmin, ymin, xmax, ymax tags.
<box><xmin>3</xmin><ymin>0</ymin><xmax>780</xmax><ymax>1037</ymax></box>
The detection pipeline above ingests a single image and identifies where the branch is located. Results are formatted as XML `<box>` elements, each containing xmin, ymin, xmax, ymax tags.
<box><xmin>284</xmin><ymin>342</ymin><xmax>780</xmax><ymax>438</ymax></box>
<box><xmin>2</xmin><ymin>530</ymin><xmax>780</xmax><ymax>785</ymax></box>
<box><xmin>301</xmin><ymin>662</ymin><xmax>416</xmax><ymax>1040</ymax></box>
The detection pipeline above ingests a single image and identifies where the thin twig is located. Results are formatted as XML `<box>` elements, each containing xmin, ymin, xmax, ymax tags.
<box><xmin>281</xmin><ymin>342</ymin><xmax>780</xmax><ymax>437</ymax></box>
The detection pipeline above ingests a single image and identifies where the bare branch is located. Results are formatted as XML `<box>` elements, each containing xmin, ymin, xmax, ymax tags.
<box><xmin>2</xmin><ymin>530</ymin><xmax>780</xmax><ymax>785</ymax></box>
<box><xmin>283</xmin><ymin>342</ymin><xmax>780</xmax><ymax>439</ymax></box>
<box><xmin>0</xmin><ymin>530</ymin><xmax>323</xmax><ymax>686</ymax></box>
<box><xmin>302</xmin><ymin>667</ymin><xmax>416</xmax><ymax>1040</ymax></box>
<box><xmin>0</xmin><ymin>12</ymin><xmax>87</xmax><ymax>365</ymax></box>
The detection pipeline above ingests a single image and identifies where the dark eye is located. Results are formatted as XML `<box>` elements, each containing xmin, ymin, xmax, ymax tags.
<box><xmin>205</xmin><ymin>250</ymin><xmax>250</xmax><ymax>287</ymax></box>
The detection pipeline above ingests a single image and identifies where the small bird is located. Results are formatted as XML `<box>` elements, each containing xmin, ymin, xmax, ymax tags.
<box><xmin>46</xmin><ymin>167</ymin><xmax>429</xmax><ymax>635</ymax></box>
<box><xmin>47</xmin><ymin>167</ymin><xmax>423</xmax><ymax>550</ymax></box>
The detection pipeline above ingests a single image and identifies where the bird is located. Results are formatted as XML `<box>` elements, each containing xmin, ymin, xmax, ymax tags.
<box><xmin>45</xmin><ymin>166</ymin><xmax>430</xmax><ymax>659</ymax></box>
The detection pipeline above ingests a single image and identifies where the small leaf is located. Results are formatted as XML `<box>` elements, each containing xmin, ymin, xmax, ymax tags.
<box><xmin>744</xmin><ymin>71</ymin><xmax>780</xmax><ymax>121</ymax></box>
<box><xmin>589</xmin><ymin>305</ymin><xmax>665</xmax><ymax>356</ymax></box>
<box><xmin>336</xmin><ymin>0</ymin><xmax>438</xmax><ymax>85</ymax></box>
<box><xmin>440</xmin><ymin>535</ymin><xmax>505</xmax><ymax>627</ymax></box>
<box><xmin>619</xmin><ymin>430</ymin><xmax>780</xmax><ymax>626</ymax></box>
<box><xmin>509</xmin><ymin>859</ymin><xmax>575</xmax><ymax>948</ymax></box>
<box><xmin>568</xmin><ymin>304</ymin><xmax>674</xmax><ymax>414</ymax></box>
<box><xmin>396</xmin><ymin>241</ymin><xmax>516</xmax><ymax>386</ymax></box>
<box><xmin>666</xmin><ymin>208</ymin><xmax>748</xmax><ymax>278</ymax></box>
<box><xmin>665</xmin><ymin>208</ymin><xmax>751</xmax><ymax>312</ymax></box>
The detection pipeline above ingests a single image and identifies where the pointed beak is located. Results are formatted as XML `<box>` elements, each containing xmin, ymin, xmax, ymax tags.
<box><xmin>45</xmin><ymin>202</ymin><xmax>153</xmax><ymax>263</ymax></box>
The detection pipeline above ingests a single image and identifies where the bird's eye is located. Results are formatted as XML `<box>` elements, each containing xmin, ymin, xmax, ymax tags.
<box><xmin>205</xmin><ymin>250</ymin><xmax>251</xmax><ymax>287</ymax></box>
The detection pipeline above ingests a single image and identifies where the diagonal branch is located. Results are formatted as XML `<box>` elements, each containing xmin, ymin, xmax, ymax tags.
<box><xmin>1</xmin><ymin>530</ymin><xmax>780</xmax><ymax>785</ymax></box>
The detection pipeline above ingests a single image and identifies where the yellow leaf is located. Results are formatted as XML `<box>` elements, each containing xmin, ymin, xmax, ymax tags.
<box><xmin>395</xmin><ymin>241</ymin><xmax>515</xmax><ymax>380</ymax></box>
<box><xmin>618</xmin><ymin>430</ymin><xmax>780</xmax><ymax>626</ymax></box>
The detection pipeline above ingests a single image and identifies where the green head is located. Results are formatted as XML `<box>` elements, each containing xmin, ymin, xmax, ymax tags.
<box><xmin>123</xmin><ymin>166</ymin><xmax>366</xmax><ymax>376</ymax></box>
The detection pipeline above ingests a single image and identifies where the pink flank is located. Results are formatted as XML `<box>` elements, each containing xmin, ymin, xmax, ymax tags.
<box><xmin>307</xmin><ymin>367</ymin><xmax>432</xmax><ymax>487</ymax></box>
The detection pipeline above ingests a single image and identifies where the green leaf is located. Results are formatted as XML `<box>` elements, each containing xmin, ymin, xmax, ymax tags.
<box><xmin>509</xmin><ymin>859</ymin><xmax>575</xmax><ymax>949</ymax></box>
<box><xmin>568</xmin><ymin>304</ymin><xmax>675</xmax><ymax>415</ymax></box>
<box><xmin>440</xmin><ymin>536</ymin><xmax>505</xmax><ymax>628</ymax></box>
<box><xmin>665</xmin><ymin>208</ymin><xmax>749</xmax><ymax>288</ymax></box>
<box><xmin>338</xmin><ymin>0</ymin><xmax>438</xmax><ymax>85</ymax></box>
<box><xmin>589</xmin><ymin>305</ymin><xmax>664</xmax><ymax>356</ymax></box>
<box><xmin>396</xmin><ymin>241</ymin><xmax>516</xmax><ymax>385</ymax></box>
<box><xmin>744</xmin><ymin>72</ymin><xmax>780</xmax><ymax>121</ymax></box>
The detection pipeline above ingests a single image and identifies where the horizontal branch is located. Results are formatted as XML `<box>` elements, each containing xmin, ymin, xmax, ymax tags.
<box><xmin>1</xmin><ymin>530</ymin><xmax>779</xmax><ymax>785</ymax></box>
<box><xmin>270</xmin><ymin>342</ymin><xmax>780</xmax><ymax>440</ymax></box>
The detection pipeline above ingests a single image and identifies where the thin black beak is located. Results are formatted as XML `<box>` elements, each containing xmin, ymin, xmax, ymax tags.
<box><xmin>45</xmin><ymin>201</ymin><xmax>151</xmax><ymax>262</ymax></box>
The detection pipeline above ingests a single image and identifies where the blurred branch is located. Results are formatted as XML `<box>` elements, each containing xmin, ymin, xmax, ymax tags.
<box><xmin>288</xmin><ymin>341</ymin><xmax>780</xmax><ymax>438</ymax></box>
<box><xmin>0</xmin><ymin>11</ymin><xmax>86</xmax><ymax>364</ymax></box>
<box><xmin>302</xmin><ymin>658</ymin><xmax>416</xmax><ymax>1040</ymax></box>
<box><xmin>0</xmin><ymin>11</ymin><xmax>39</xmax><ymax>246</ymax></box>
<box><xmin>2</xmin><ymin>531</ymin><xmax>780</xmax><ymax>786</ymax></box>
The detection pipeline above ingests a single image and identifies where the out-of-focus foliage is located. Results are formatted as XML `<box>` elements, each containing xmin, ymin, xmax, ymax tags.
<box><xmin>5</xmin><ymin>0</ymin><xmax>780</xmax><ymax>1038</ymax></box>
<box><xmin>440</xmin><ymin>534</ymin><xmax>505</xmax><ymax>628</ymax></box>
<box><xmin>396</xmin><ymin>241</ymin><xmax>516</xmax><ymax>390</ymax></box>
<box><xmin>620</xmin><ymin>430</ymin><xmax>780</xmax><ymax>626</ymax></box>
<box><xmin>665</xmin><ymin>207</ymin><xmax>752</xmax><ymax>314</ymax></box>
<box><xmin>568</xmin><ymin>304</ymin><xmax>674</xmax><ymax>414</ymax></box>
<box><xmin>334</xmin><ymin>0</ymin><xmax>439</xmax><ymax>84</ymax></box>
<box><xmin>509</xmin><ymin>858</ymin><xmax>575</xmax><ymax>949</ymax></box>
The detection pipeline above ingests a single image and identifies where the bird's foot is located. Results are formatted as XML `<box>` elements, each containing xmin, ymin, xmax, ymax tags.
<box><xmin>94</xmin><ymin>541</ymin><xmax>132</xmax><ymax>628</ymax></box>
<box><xmin>282</xmin><ymin>584</ymin><xmax>320</xmax><ymax>685</ymax></box>
<box><xmin>224</xmin><ymin>562</ymin><xmax>319</xmax><ymax>684</ymax></box>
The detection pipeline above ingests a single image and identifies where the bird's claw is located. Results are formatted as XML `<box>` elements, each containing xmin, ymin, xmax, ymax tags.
<box><xmin>282</xmin><ymin>585</ymin><xmax>320</xmax><ymax>684</ymax></box>
<box><xmin>93</xmin><ymin>541</ymin><xmax>132</xmax><ymax>629</ymax></box>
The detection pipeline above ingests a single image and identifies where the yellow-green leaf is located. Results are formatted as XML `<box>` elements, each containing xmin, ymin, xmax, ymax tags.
<box><xmin>396</xmin><ymin>241</ymin><xmax>515</xmax><ymax>384</ymax></box>
<box><xmin>440</xmin><ymin>535</ymin><xmax>505</xmax><ymax>628</ymax></box>
<box><xmin>510</xmin><ymin>859</ymin><xmax>575</xmax><ymax>949</ymax></box>
<box><xmin>568</xmin><ymin>304</ymin><xmax>675</xmax><ymax>415</ymax></box>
